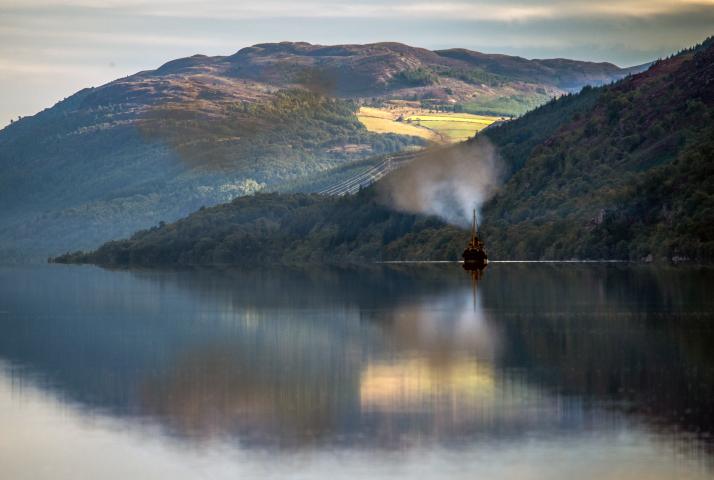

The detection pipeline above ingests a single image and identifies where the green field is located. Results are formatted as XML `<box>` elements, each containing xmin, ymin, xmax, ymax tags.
<box><xmin>404</xmin><ymin>114</ymin><xmax>499</xmax><ymax>142</ymax></box>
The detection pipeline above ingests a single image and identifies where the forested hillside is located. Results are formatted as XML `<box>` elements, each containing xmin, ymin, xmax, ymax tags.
<box><xmin>53</xmin><ymin>191</ymin><xmax>465</xmax><ymax>266</ymax></box>
<box><xmin>480</xmin><ymin>37</ymin><xmax>714</xmax><ymax>262</ymax></box>
<box><xmin>1</xmin><ymin>41</ymin><xmax>640</xmax><ymax>262</ymax></box>
<box><xmin>56</xmin><ymin>38</ymin><xmax>714</xmax><ymax>266</ymax></box>
<box><xmin>0</xmin><ymin>88</ymin><xmax>420</xmax><ymax>262</ymax></box>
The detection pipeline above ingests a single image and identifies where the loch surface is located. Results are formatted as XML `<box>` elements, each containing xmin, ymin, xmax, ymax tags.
<box><xmin>1</xmin><ymin>263</ymin><xmax>713</xmax><ymax>479</ymax></box>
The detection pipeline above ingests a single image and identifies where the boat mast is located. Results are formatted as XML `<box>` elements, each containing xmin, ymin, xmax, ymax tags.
<box><xmin>471</xmin><ymin>209</ymin><xmax>477</xmax><ymax>244</ymax></box>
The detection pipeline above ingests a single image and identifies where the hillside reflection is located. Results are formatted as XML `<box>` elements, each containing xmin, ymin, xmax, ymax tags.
<box><xmin>133</xmin><ymin>273</ymin><xmax>544</xmax><ymax>446</ymax></box>
<box><xmin>0</xmin><ymin>264</ymin><xmax>712</xmax><ymax>462</ymax></box>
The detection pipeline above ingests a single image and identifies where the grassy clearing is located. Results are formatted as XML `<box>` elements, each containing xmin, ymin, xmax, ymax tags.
<box><xmin>404</xmin><ymin>114</ymin><xmax>500</xmax><ymax>142</ymax></box>
<box><xmin>358</xmin><ymin>105</ymin><xmax>504</xmax><ymax>143</ymax></box>
<box><xmin>461</xmin><ymin>94</ymin><xmax>551</xmax><ymax>117</ymax></box>
<box><xmin>357</xmin><ymin>107</ymin><xmax>441</xmax><ymax>141</ymax></box>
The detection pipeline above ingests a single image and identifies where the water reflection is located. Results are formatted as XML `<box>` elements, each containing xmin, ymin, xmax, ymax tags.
<box><xmin>0</xmin><ymin>263</ymin><xmax>713</xmax><ymax>478</ymax></box>
<box><xmin>360</xmin><ymin>356</ymin><xmax>496</xmax><ymax>414</ymax></box>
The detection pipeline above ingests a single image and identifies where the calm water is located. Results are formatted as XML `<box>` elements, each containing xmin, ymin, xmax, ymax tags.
<box><xmin>1</xmin><ymin>263</ymin><xmax>713</xmax><ymax>479</ymax></box>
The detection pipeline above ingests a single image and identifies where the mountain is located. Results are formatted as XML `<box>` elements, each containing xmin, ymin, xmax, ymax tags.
<box><xmin>54</xmin><ymin>38</ymin><xmax>714</xmax><ymax>266</ymax></box>
<box><xmin>224</xmin><ymin>42</ymin><xmax>640</xmax><ymax>112</ymax></box>
<box><xmin>0</xmin><ymin>41</ymin><xmax>643</xmax><ymax>262</ymax></box>
<box><xmin>435</xmin><ymin>48</ymin><xmax>646</xmax><ymax>91</ymax></box>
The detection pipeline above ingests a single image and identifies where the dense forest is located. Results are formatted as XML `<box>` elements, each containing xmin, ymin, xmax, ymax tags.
<box><xmin>480</xmin><ymin>37</ymin><xmax>714</xmax><ymax>262</ymax></box>
<box><xmin>52</xmin><ymin>190</ymin><xmax>466</xmax><ymax>266</ymax></box>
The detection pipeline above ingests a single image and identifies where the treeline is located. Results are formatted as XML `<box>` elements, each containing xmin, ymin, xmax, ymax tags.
<box><xmin>53</xmin><ymin>190</ymin><xmax>466</xmax><ymax>266</ymax></box>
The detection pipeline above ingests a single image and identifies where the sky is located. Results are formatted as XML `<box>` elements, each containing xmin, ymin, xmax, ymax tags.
<box><xmin>1</xmin><ymin>0</ymin><xmax>713</xmax><ymax>125</ymax></box>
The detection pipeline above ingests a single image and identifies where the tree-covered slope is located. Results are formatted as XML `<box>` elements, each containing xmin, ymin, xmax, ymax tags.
<box><xmin>480</xmin><ymin>38</ymin><xmax>714</xmax><ymax>261</ymax></box>
<box><xmin>0</xmin><ymin>87</ymin><xmax>420</xmax><ymax>262</ymax></box>
<box><xmin>52</xmin><ymin>190</ymin><xmax>465</xmax><ymax>266</ymax></box>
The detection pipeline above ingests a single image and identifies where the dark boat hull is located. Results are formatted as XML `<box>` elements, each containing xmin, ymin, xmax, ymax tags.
<box><xmin>462</xmin><ymin>247</ymin><xmax>488</xmax><ymax>270</ymax></box>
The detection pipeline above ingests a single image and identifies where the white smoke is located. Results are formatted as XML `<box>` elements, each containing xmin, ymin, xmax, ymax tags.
<box><xmin>378</xmin><ymin>137</ymin><xmax>502</xmax><ymax>227</ymax></box>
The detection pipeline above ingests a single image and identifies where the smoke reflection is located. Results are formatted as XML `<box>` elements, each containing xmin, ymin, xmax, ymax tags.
<box><xmin>133</xmin><ymin>270</ymin><xmax>562</xmax><ymax>446</ymax></box>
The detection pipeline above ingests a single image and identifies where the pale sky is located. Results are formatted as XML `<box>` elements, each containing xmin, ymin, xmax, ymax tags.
<box><xmin>1</xmin><ymin>0</ymin><xmax>713</xmax><ymax>126</ymax></box>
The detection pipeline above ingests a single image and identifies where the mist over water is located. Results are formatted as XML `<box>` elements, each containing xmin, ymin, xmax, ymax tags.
<box><xmin>378</xmin><ymin>137</ymin><xmax>502</xmax><ymax>227</ymax></box>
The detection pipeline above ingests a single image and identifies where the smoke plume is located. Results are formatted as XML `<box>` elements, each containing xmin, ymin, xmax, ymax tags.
<box><xmin>378</xmin><ymin>137</ymin><xmax>502</xmax><ymax>227</ymax></box>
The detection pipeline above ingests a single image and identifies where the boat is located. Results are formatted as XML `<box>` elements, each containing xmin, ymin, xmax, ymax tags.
<box><xmin>462</xmin><ymin>209</ymin><xmax>488</xmax><ymax>270</ymax></box>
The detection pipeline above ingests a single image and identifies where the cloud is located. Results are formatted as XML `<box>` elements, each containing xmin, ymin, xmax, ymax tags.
<box><xmin>0</xmin><ymin>25</ymin><xmax>229</xmax><ymax>48</ymax></box>
<box><xmin>3</xmin><ymin>0</ymin><xmax>713</xmax><ymax>22</ymax></box>
<box><xmin>0</xmin><ymin>60</ymin><xmax>103</xmax><ymax>75</ymax></box>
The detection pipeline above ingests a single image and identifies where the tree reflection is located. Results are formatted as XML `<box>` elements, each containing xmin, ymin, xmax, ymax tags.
<box><xmin>0</xmin><ymin>263</ymin><xmax>712</xmax><ymax>460</ymax></box>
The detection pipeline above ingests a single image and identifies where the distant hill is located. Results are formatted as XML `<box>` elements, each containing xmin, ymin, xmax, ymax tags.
<box><xmin>224</xmin><ymin>42</ymin><xmax>640</xmax><ymax>113</ymax></box>
<box><xmin>54</xmin><ymin>38</ymin><xmax>714</xmax><ymax>266</ymax></box>
<box><xmin>435</xmin><ymin>48</ymin><xmax>646</xmax><ymax>91</ymax></box>
<box><xmin>0</xmin><ymin>41</ymin><xmax>643</xmax><ymax>262</ymax></box>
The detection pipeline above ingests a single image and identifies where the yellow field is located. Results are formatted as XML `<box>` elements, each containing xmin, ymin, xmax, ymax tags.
<box><xmin>356</xmin><ymin>107</ymin><xmax>441</xmax><ymax>141</ymax></box>
<box><xmin>357</xmin><ymin>106</ymin><xmax>503</xmax><ymax>143</ymax></box>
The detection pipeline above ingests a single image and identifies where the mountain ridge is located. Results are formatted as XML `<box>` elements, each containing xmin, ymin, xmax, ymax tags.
<box><xmin>52</xmin><ymin>37</ymin><xmax>714</xmax><ymax>265</ymax></box>
<box><xmin>1</xmin><ymin>40</ymin><xmax>648</xmax><ymax>262</ymax></box>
